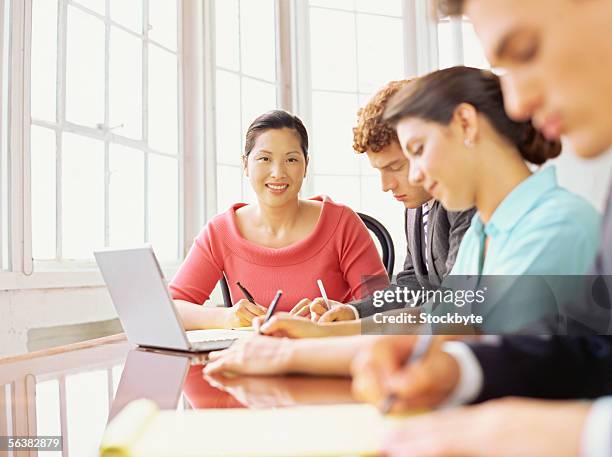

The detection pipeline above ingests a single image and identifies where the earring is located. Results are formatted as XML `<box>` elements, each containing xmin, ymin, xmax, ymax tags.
<box><xmin>464</xmin><ymin>138</ymin><xmax>474</xmax><ymax>148</ymax></box>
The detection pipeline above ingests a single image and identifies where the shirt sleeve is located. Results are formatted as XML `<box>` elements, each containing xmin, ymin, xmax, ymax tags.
<box><xmin>582</xmin><ymin>396</ymin><xmax>612</xmax><ymax>457</ymax></box>
<box><xmin>168</xmin><ymin>223</ymin><xmax>224</xmax><ymax>304</ymax></box>
<box><xmin>338</xmin><ymin>208</ymin><xmax>390</xmax><ymax>300</ymax></box>
<box><xmin>439</xmin><ymin>341</ymin><xmax>484</xmax><ymax>407</ymax></box>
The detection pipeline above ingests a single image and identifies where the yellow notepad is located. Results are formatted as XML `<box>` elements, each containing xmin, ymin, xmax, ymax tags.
<box><xmin>100</xmin><ymin>399</ymin><xmax>407</xmax><ymax>457</ymax></box>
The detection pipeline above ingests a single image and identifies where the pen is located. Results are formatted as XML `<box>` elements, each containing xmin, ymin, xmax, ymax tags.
<box><xmin>260</xmin><ymin>290</ymin><xmax>283</xmax><ymax>334</ymax></box>
<box><xmin>316</xmin><ymin>279</ymin><xmax>330</xmax><ymax>310</ymax></box>
<box><xmin>379</xmin><ymin>335</ymin><xmax>435</xmax><ymax>414</ymax></box>
<box><xmin>236</xmin><ymin>281</ymin><xmax>256</xmax><ymax>304</ymax></box>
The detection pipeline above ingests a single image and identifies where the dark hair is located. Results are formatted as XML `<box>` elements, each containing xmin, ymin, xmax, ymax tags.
<box><xmin>244</xmin><ymin>110</ymin><xmax>309</xmax><ymax>158</ymax></box>
<box><xmin>434</xmin><ymin>0</ymin><xmax>465</xmax><ymax>17</ymax></box>
<box><xmin>383</xmin><ymin>66</ymin><xmax>561</xmax><ymax>165</ymax></box>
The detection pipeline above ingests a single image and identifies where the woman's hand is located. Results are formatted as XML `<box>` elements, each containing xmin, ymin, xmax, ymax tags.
<box><xmin>224</xmin><ymin>299</ymin><xmax>267</xmax><ymax>328</ymax></box>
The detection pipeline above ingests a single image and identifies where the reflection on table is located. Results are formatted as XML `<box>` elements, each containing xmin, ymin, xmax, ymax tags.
<box><xmin>0</xmin><ymin>335</ymin><xmax>357</xmax><ymax>457</ymax></box>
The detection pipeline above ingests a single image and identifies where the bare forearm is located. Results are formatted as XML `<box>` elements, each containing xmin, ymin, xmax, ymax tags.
<box><xmin>173</xmin><ymin>300</ymin><xmax>229</xmax><ymax>330</ymax></box>
<box><xmin>316</xmin><ymin>319</ymin><xmax>362</xmax><ymax>337</ymax></box>
<box><xmin>286</xmin><ymin>335</ymin><xmax>378</xmax><ymax>376</ymax></box>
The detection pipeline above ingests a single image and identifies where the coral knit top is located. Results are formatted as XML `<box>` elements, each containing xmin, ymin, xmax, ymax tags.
<box><xmin>169</xmin><ymin>195</ymin><xmax>389</xmax><ymax>312</ymax></box>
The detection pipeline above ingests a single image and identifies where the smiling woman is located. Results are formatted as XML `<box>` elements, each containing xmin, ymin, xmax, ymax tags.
<box><xmin>169</xmin><ymin>110</ymin><xmax>389</xmax><ymax>330</ymax></box>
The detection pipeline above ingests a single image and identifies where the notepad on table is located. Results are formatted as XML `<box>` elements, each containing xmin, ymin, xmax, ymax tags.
<box><xmin>100</xmin><ymin>398</ymin><xmax>408</xmax><ymax>457</ymax></box>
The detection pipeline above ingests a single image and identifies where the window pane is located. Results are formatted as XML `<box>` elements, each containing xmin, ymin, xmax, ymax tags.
<box><xmin>356</xmin><ymin>14</ymin><xmax>403</xmax><ymax>94</ymax></box>
<box><xmin>437</xmin><ymin>21</ymin><xmax>455</xmax><ymax>69</ymax></box>
<box><xmin>241</xmin><ymin>77</ymin><xmax>277</xmax><ymax>140</ymax></box>
<box><xmin>61</xmin><ymin>133</ymin><xmax>104</xmax><ymax>259</ymax></box>
<box><xmin>309</xmin><ymin>0</ymin><xmax>354</xmax><ymax>11</ymax></box>
<box><xmin>310</xmin><ymin>8</ymin><xmax>356</xmax><ymax>92</ymax></box>
<box><xmin>148</xmin><ymin>0</ymin><xmax>177</xmax><ymax>50</ymax></box>
<box><xmin>31</xmin><ymin>0</ymin><xmax>58</xmax><ymax>122</ymax></box>
<box><xmin>311</xmin><ymin>91</ymin><xmax>359</xmax><ymax>175</ymax></box>
<box><xmin>241</xmin><ymin>174</ymin><xmax>257</xmax><ymax>203</ymax></box>
<box><xmin>110</xmin><ymin>0</ymin><xmax>142</xmax><ymax>33</ymax></box>
<box><xmin>215</xmin><ymin>70</ymin><xmax>242</xmax><ymax>166</ymax></box>
<box><xmin>36</xmin><ymin>379</ymin><xmax>62</xmax><ymax>457</ymax></box>
<box><xmin>109</xmin><ymin>144</ymin><xmax>144</xmax><ymax>248</ymax></box>
<box><xmin>311</xmin><ymin>175</ymin><xmax>360</xmax><ymax>208</ymax></box>
<box><xmin>65</xmin><ymin>7</ymin><xmax>105</xmax><ymax>127</ymax></box>
<box><xmin>147</xmin><ymin>154</ymin><xmax>178</xmax><ymax>261</ymax></box>
<box><xmin>463</xmin><ymin>22</ymin><xmax>490</xmax><ymax>69</ymax></box>
<box><xmin>110</xmin><ymin>26</ymin><xmax>142</xmax><ymax>139</ymax></box>
<box><xmin>215</xmin><ymin>0</ymin><xmax>239</xmax><ymax>71</ymax></box>
<box><xmin>31</xmin><ymin>126</ymin><xmax>56</xmax><ymax>260</ymax></box>
<box><xmin>217</xmin><ymin>165</ymin><xmax>242</xmax><ymax>212</ymax></box>
<box><xmin>148</xmin><ymin>45</ymin><xmax>178</xmax><ymax>154</ymax></box>
<box><xmin>73</xmin><ymin>0</ymin><xmax>105</xmax><ymax>15</ymax></box>
<box><xmin>240</xmin><ymin>0</ymin><xmax>276</xmax><ymax>82</ymax></box>
<box><xmin>355</xmin><ymin>0</ymin><xmax>401</xmax><ymax>16</ymax></box>
<box><xmin>65</xmin><ymin>371</ymin><xmax>108</xmax><ymax>457</ymax></box>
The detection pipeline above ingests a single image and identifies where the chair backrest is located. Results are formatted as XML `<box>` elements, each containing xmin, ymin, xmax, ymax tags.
<box><xmin>219</xmin><ymin>212</ymin><xmax>395</xmax><ymax>307</ymax></box>
<box><xmin>357</xmin><ymin>212</ymin><xmax>395</xmax><ymax>280</ymax></box>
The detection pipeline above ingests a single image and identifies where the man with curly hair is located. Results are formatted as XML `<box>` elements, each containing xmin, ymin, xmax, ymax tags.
<box><xmin>320</xmin><ymin>79</ymin><xmax>476</xmax><ymax>321</ymax></box>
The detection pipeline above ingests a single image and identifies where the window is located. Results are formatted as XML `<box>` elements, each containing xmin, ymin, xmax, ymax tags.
<box><xmin>437</xmin><ymin>16</ymin><xmax>489</xmax><ymax>69</ymax></box>
<box><xmin>29</xmin><ymin>0</ymin><xmax>181</xmax><ymax>269</ymax></box>
<box><xmin>212</xmin><ymin>0</ymin><xmax>280</xmax><ymax>213</ymax></box>
<box><xmin>302</xmin><ymin>0</ymin><xmax>410</xmax><ymax>271</ymax></box>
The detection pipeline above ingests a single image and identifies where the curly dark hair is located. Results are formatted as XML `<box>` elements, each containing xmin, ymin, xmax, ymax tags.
<box><xmin>352</xmin><ymin>79</ymin><xmax>414</xmax><ymax>154</ymax></box>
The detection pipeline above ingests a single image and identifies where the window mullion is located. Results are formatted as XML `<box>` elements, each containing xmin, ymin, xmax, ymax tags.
<box><xmin>143</xmin><ymin>0</ymin><xmax>149</xmax><ymax>244</ymax></box>
<box><xmin>104</xmin><ymin>0</ymin><xmax>110</xmax><ymax>248</ymax></box>
<box><xmin>275</xmin><ymin>0</ymin><xmax>292</xmax><ymax>112</ymax></box>
<box><xmin>181</xmin><ymin>0</ymin><xmax>205</xmax><ymax>251</ymax></box>
<box><xmin>202</xmin><ymin>0</ymin><xmax>217</xmax><ymax>220</ymax></box>
<box><xmin>8</xmin><ymin>0</ymin><xmax>32</xmax><ymax>274</ymax></box>
<box><xmin>291</xmin><ymin>0</ymin><xmax>314</xmax><ymax>197</ymax></box>
<box><xmin>56</xmin><ymin>0</ymin><xmax>68</xmax><ymax>261</ymax></box>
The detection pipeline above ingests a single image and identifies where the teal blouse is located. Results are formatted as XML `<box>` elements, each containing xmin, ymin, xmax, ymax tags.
<box><xmin>449</xmin><ymin>166</ymin><xmax>601</xmax><ymax>276</ymax></box>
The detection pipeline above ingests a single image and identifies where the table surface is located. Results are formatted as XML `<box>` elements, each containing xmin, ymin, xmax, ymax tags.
<box><xmin>0</xmin><ymin>334</ymin><xmax>357</xmax><ymax>457</ymax></box>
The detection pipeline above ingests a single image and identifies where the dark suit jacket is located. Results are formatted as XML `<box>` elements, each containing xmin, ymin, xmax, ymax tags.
<box><xmin>468</xmin><ymin>189</ymin><xmax>612</xmax><ymax>401</ymax></box>
<box><xmin>354</xmin><ymin>202</ymin><xmax>475</xmax><ymax>317</ymax></box>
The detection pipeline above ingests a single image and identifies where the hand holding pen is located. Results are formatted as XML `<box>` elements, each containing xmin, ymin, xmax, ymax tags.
<box><xmin>351</xmin><ymin>335</ymin><xmax>461</xmax><ymax>413</ymax></box>
<box><xmin>228</xmin><ymin>281</ymin><xmax>267</xmax><ymax>327</ymax></box>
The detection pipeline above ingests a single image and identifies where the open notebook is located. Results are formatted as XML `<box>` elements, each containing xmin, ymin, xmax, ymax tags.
<box><xmin>100</xmin><ymin>399</ymin><xmax>409</xmax><ymax>457</ymax></box>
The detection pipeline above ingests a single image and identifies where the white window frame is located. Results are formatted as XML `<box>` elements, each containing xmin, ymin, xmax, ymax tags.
<box><xmin>204</xmin><ymin>0</ymin><xmax>291</xmax><ymax>214</ymax></box>
<box><xmin>0</xmin><ymin>0</ymin><xmax>202</xmax><ymax>290</ymax></box>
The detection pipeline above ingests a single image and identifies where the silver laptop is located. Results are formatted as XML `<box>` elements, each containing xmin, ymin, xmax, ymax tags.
<box><xmin>94</xmin><ymin>246</ymin><xmax>252</xmax><ymax>352</ymax></box>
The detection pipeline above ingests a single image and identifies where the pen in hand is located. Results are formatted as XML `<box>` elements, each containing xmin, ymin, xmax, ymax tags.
<box><xmin>259</xmin><ymin>290</ymin><xmax>283</xmax><ymax>335</ymax></box>
<box><xmin>236</xmin><ymin>281</ymin><xmax>256</xmax><ymax>304</ymax></box>
<box><xmin>379</xmin><ymin>335</ymin><xmax>435</xmax><ymax>414</ymax></box>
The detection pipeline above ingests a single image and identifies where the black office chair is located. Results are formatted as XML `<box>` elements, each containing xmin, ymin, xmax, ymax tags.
<box><xmin>218</xmin><ymin>212</ymin><xmax>395</xmax><ymax>307</ymax></box>
<box><xmin>357</xmin><ymin>212</ymin><xmax>395</xmax><ymax>280</ymax></box>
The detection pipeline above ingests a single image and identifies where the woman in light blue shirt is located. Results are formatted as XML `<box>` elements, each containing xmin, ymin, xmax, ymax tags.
<box><xmin>383</xmin><ymin>67</ymin><xmax>600</xmax><ymax>331</ymax></box>
<box><xmin>384</xmin><ymin>66</ymin><xmax>600</xmax><ymax>278</ymax></box>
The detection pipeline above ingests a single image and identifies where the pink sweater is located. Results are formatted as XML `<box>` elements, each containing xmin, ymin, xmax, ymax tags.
<box><xmin>169</xmin><ymin>196</ymin><xmax>389</xmax><ymax>312</ymax></box>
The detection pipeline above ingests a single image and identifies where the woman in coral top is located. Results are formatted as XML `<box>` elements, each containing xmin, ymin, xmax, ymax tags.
<box><xmin>170</xmin><ymin>110</ymin><xmax>389</xmax><ymax>330</ymax></box>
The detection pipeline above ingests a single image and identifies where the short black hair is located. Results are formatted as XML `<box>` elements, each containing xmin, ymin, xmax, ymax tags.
<box><xmin>244</xmin><ymin>110</ymin><xmax>309</xmax><ymax>158</ymax></box>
